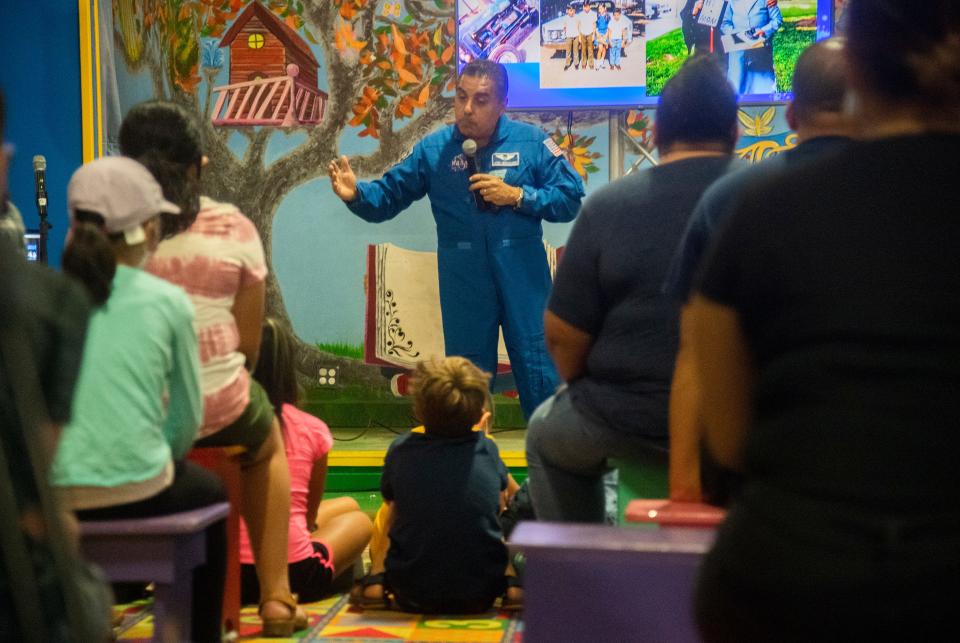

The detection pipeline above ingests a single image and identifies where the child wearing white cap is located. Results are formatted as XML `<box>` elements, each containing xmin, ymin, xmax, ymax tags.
<box><xmin>53</xmin><ymin>155</ymin><xmax>227</xmax><ymax>643</ymax></box>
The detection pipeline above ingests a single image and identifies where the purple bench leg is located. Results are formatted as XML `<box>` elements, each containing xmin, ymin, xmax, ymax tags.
<box><xmin>79</xmin><ymin>503</ymin><xmax>228</xmax><ymax>643</ymax></box>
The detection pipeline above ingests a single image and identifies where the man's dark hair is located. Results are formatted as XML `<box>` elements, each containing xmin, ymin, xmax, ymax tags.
<box><xmin>847</xmin><ymin>0</ymin><xmax>960</xmax><ymax>114</ymax></box>
<box><xmin>460</xmin><ymin>59</ymin><xmax>509</xmax><ymax>104</ymax></box>
<box><xmin>655</xmin><ymin>56</ymin><xmax>738</xmax><ymax>153</ymax></box>
<box><xmin>791</xmin><ymin>38</ymin><xmax>848</xmax><ymax>121</ymax></box>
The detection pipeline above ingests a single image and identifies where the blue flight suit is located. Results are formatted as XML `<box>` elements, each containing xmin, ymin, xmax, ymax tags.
<box><xmin>721</xmin><ymin>0</ymin><xmax>783</xmax><ymax>94</ymax></box>
<box><xmin>346</xmin><ymin>115</ymin><xmax>585</xmax><ymax>418</ymax></box>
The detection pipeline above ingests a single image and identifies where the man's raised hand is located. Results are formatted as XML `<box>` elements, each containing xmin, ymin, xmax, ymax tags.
<box><xmin>327</xmin><ymin>155</ymin><xmax>358</xmax><ymax>202</ymax></box>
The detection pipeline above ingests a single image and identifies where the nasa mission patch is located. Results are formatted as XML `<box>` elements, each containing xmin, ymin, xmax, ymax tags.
<box><xmin>450</xmin><ymin>153</ymin><xmax>469</xmax><ymax>172</ymax></box>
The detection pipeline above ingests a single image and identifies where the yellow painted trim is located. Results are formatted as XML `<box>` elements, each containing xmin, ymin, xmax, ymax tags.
<box><xmin>93</xmin><ymin>0</ymin><xmax>103</xmax><ymax>158</ymax></box>
<box><xmin>78</xmin><ymin>0</ymin><xmax>95</xmax><ymax>162</ymax></box>
<box><xmin>329</xmin><ymin>450</ymin><xmax>527</xmax><ymax>468</ymax></box>
<box><xmin>329</xmin><ymin>451</ymin><xmax>386</xmax><ymax>467</ymax></box>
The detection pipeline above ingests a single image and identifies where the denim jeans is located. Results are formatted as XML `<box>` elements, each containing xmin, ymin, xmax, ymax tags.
<box><xmin>610</xmin><ymin>39</ymin><xmax>623</xmax><ymax>66</ymax></box>
<box><xmin>525</xmin><ymin>385</ymin><xmax>668</xmax><ymax>522</ymax></box>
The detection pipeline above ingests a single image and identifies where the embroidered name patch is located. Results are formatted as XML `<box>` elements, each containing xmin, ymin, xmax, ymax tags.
<box><xmin>450</xmin><ymin>154</ymin><xmax>468</xmax><ymax>172</ymax></box>
<box><xmin>492</xmin><ymin>152</ymin><xmax>520</xmax><ymax>167</ymax></box>
<box><xmin>544</xmin><ymin>138</ymin><xmax>564</xmax><ymax>157</ymax></box>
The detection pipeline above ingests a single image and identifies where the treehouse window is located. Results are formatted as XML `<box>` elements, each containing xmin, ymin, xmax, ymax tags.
<box><xmin>247</xmin><ymin>33</ymin><xmax>265</xmax><ymax>49</ymax></box>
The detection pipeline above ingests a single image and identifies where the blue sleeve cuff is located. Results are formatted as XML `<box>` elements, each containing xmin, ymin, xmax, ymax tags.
<box><xmin>515</xmin><ymin>185</ymin><xmax>536</xmax><ymax>216</ymax></box>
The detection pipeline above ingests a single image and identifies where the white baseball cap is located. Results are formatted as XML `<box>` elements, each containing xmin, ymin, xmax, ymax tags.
<box><xmin>68</xmin><ymin>156</ymin><xmax>180</xmax><ymax>245</ymax></box>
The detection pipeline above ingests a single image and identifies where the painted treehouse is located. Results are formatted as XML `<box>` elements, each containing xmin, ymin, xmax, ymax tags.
<box><xmin>210</xmin><ymin>1</ymin><xmax>327</xmax><ymax>127</ymax></box>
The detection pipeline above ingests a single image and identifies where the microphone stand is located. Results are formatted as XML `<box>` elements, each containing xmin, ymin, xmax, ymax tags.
<box><xmin>37</xmin><ymin>204</ymin><xmax>50</xmax><ymax>265</ymax></box>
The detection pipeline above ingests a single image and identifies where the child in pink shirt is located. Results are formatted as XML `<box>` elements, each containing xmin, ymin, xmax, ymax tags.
<box><xmin>239</xmin><ymin>319</ymin><xmax>372</xmax><ymax>603</ymax></box>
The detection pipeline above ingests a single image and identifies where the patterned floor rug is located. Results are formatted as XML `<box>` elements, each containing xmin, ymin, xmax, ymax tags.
<box><xmin>115</xmin><ymin>594</ymin><xmax>523</xmax><ymax>642</ymax></box>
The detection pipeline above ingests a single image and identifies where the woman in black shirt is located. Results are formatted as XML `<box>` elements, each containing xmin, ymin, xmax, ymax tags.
<box><xmin>688</xmin><ymin>1</ymin><xmax>960</xmax><ymax>640</ymax></box>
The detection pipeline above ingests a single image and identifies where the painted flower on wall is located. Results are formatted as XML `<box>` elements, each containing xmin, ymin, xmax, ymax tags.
<box><xmin>551</xmin><ymin>129</ymin><xmax>602</xmax><ymax>182</ymax></box>
<box><xmin>625</xmin><ymin>110</ymin><xmax>652</xmax><ymax>146</ymax></box>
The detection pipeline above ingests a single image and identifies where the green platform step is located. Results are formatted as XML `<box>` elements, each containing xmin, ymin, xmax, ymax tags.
<box><xmin>612</xmin><ymin>451</ymin><xmax>669</xmax><ymax>526</ymax></box>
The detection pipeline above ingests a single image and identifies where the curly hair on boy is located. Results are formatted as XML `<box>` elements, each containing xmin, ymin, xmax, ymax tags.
<box><xmin>410</xmin><ymin>357</ymin><xmax>491</xmax><ymax>437</ymax></box>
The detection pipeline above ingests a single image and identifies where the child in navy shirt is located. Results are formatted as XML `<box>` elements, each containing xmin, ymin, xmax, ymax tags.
<box><xmin>352</xmin><ymin>357</ymin><xmax>521</xmax><ymax>613</ymax></box>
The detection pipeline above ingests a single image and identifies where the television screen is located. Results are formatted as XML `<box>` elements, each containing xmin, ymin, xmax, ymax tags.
<box><xmin>457</xmin><ymin>0</ymin><xmax>835</xmax><ymax>109</ymax></box>
<box><xmin>24</xmin><ymin>231</ymin><xmax>40</xmax><ymax>262</ymax></box>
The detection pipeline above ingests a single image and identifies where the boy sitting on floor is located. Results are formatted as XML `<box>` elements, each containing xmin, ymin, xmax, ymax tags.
<box><xmin>352</xmin><ymin>357</ymin><xmax>521</xmax><ymax>613</ymax></box>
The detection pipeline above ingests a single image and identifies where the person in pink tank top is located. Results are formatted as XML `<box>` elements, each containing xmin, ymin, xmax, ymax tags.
<box><xmin>240</xmin><ymin>318</ymin><xmax>372</xmax><ymax>603</ymax></box>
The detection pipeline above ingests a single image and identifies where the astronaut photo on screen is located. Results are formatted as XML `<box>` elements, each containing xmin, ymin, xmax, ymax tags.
<box><xmin>719</xmin><ymin>0</ymin><xmax>783</xmax><ymax>94</ymax></box>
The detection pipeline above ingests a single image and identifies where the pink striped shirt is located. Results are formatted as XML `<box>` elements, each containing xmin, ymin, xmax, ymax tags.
<box><xmin>239</xmin><ymin>404</ymin><xmax>334</xmax><ymax>564</ymax></box>
<box><xmin>146</xmin><ymin>197</ymin><xmax>267</xmax><ymax>436</ymax></box>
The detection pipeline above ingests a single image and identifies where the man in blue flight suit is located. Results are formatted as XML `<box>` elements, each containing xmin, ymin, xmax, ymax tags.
<box><xmin>721</xmin><ymin>0</ymin><xmax>783</xmax><ymax>94</ymax></box>
<box><xmin>327</xmin><ymin>59</ymin><xmax>585</xmax><ymax>418</ymax></box>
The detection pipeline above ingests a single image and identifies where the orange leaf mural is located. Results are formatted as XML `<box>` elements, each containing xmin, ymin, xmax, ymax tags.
<box><xmin>392</xmin><ymin>24</ymin><xmax>407</xmax><ymax>55</ymax></box>
<box><xmin>397</xmin><ymin>67</ymin><xmax>418</xmax><ymax>86</ymax></box>
<box><xmin>338</xmin><ymin>0</ymin><xmax>456</xmax><ymax>137</ymax></box>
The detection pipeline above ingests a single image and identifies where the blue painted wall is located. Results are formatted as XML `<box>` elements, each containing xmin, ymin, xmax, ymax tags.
<box><xmin>0</xmin><ymin>1</ymin><xmax>83</xmax><ymax>267</ymax></box>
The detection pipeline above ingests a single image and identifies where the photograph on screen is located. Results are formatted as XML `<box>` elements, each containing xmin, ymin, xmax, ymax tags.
<box><xmin>646</xmin><ymin>0</ymin><xmax>827</xmax><ymax>99</ymax></box>
<box><xmin>458</xmin><ymin>0</ymin><xmax>651</xmax><ymax>109</ymax></box>
<box><xmin>458</xmin><ymin>0</ymin><xmax>542</xmax><ymax>64</ymax></box>
<box><xmin>458</xmin><ymin>0</ymin><xmax>833</xmax><ymax>109</ymax></box>
<box><xmin>538</xmin><ymin>1</ymin><xmax>645</xmax><ymax>89</ymax></box>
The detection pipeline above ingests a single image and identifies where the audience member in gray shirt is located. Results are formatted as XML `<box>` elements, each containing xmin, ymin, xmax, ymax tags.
<box><xmin>525</xmin><ymin>56</ymin><xmax>739</xmax><ymax>522</ymax></box>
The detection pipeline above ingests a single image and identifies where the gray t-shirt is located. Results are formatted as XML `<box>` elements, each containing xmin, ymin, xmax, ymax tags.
<box><xmin>548</xmin><ymin>156</ymin><xmax>733</xmax><ymax>440</ymax></box>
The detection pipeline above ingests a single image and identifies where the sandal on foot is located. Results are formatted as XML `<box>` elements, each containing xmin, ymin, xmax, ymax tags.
<box><xmin>501</xmin><ymin>576</ymin><xmax>523</xmax><ymax>612</ymax></box>
<box><xmin>349</xmin><ymin>573</ymin><xmax>391</xmax><ymax>609</ymax></box>
<box><xmin>259</xmin><ymin>593</ymin><xmax>308</xmax><ymax>637</ymax></box>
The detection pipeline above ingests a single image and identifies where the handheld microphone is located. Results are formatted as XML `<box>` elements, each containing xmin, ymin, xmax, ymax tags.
<box><xmin>33</xmin><ymin>155</ymin><xmax>48</xmax><ymax>217</ymax></box>
<box><xmin>461</xmin><ymin>139</ymin><xmax>489</xmax><ymax>211</ymax></box>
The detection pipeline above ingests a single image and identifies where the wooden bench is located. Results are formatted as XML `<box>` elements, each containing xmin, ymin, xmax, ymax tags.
<box><xmin>510</xmin><ymin>521</ymin><xmax>715</xmax><ymax>643</ymax></box>
<box><xmin>79</xmin><ymin>502</ymin><xmax>230</xmax><ymax>643</ymax></box>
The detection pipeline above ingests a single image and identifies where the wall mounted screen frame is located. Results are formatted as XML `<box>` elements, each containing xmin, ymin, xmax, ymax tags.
<box><xmin>456</xmin><ymin>0</ymin><xmax>835</xmax><ymax>110</ymax></box>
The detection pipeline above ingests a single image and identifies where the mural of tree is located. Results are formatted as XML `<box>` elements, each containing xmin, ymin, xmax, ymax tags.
<box><xmin>111</xmin><ymin>0</ymin><xmax>459</xmax><ymax>389</ymax></box>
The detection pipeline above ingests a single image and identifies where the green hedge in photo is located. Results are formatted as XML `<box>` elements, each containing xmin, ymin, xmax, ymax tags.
<box><xmin>772</xmin><ymin>20</ymin><xmax>817</xmax><ymax>92</ymax></box>
<box><xmin>646</xmin><ymin>28</ymin><xmax>688</xmax><ymax>97</ymax></box>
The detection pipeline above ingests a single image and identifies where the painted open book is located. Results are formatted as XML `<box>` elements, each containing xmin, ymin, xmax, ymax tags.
<box><xmin>364</xmin><ymin>242</ymin><xmax>561</xmax><ymax>375</ymax></box>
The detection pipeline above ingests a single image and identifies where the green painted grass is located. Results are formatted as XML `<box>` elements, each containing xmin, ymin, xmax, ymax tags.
<box><xmin>302</xmin><ymin>384</ymin><xmax>526</xmax><ymax>428</ymax></box>
<box><xmin>315</xmin><ymin>342</ymin><xmax>365</xmax><ymax>360</ymax></box>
